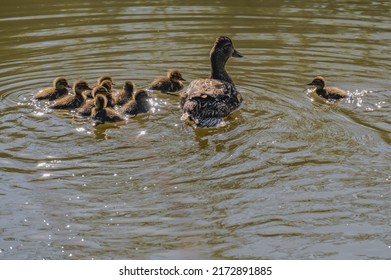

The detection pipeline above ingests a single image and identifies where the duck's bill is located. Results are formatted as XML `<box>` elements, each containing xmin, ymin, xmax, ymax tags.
<box><xmin>232</xmin><ymin>49</ymin><xmax>243</xmax><ymax>58</ymax></box>
<box><xmin>307</xmin><ymin>82</ymin><xmax>315</xmax><ymax>86</ymax></box>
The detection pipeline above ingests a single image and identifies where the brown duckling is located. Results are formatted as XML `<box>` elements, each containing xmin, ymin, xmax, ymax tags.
<box><xmin>82</xmin><ymin>79</ymin><xmax>113</xmax><ymax>100</ymax></box>
<box><xmin>148</xmin><ymin>69</ymin><xmax>185</xmax><ymax>93</ymax></box>
<box><xmin>77</xmin><ymin>86</ymin><xmax>109</xmax><ymax>116</ymax></box>
<box><xmin>91</xmin><ymin>94</ymin><xmax>124</xmax><ymax>126</ymax></box>
<box><xmin>114</xmin><ymin>81</ymin><xmax>136</xmax><ymax>106</ymax></box>
<box><xmin>120</xmin><ymin>90</ymin><xmax>151</xmax><ymax>116</ymax></box>
<box><xmin>307</xmin><ymin>76</ymin><xmax>347</xmax><ymax>100</ymax></box>
<box><xmin>180</xmin><ymin>36</ymin><xmax>243</xmax><ymax>128</ymax></box>
<box><xmin>49</xmin><ymin>80</ymin><xmax>91</xmax><ymax>110</ymax></box>
<box><xmin>33</xmin><ymin>77</ymin><xmax>71</xmax><ymax>101</ymax></box>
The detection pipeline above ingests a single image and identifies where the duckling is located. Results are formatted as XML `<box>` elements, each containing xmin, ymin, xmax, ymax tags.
<box><xmin>148</xmin><ymin>69</ymin><xmax>185</xmax><ymax>93</ymax></box>
<box><xmin>82</xmin><ymin>79</ymin><xmax>113</xmax><ymax>100</ymax></box>
<box><xmin>120</xmin><ymin>90</ymin><xmax>151</xmax><ymax>116</ymax></box>
<box><xmin>180</xmin><ymin>36</ymin><xmax>243</xmax><ymax>128</ymax></box>
<box><xmin>33</xmin><ymin>77</ymin><xmax>71</xmax><ymax>101</ymax></box>
<box><xmin>114</xmin><ymin>81</ymin><xmax>136</xmax><ymax>106</ymax></box>
<box><xmin>307</xmin><ymin>76</ymin><xmax>347</xmax><ymax>100</ymax></box>
<box><xmin>49</xmin><ymin>80</ymin><xmax>91</xmax><ymax>110</ymax></box>
<box><xmin>91</xmin><ymin>94</ymin><xmax>124</xmax><ymax>126</ymax></box>
<box><xmin>77</xmin><ymin>86</ymin><xmax>109</xmax><ymax>116</ymax></box>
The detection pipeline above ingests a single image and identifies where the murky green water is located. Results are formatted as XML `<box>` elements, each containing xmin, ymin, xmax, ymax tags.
<box><xmin>1</xmin><ymin>0</ymin><xmax>390</xmax><ymax>259</ymax></box>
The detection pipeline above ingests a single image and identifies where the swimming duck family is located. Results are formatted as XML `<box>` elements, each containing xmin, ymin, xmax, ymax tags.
<box><xmin>180</xmin><ymin>36</ymin><xmax>243</xmax><ymax>128</ymax></box>
<box><xmin>307</xmin><ymin>76</ymin><xmax>347</xmax><ymax>100</ymax></box>
<box><xmin>32</xmin><ymin>36</ymin><xmax>354</xmax><ymax>129</ymax></box>
<box><xmin>33</xmin><ymin>77</ymin><xmax>71</xmax><ymax>101</ymax></box>
<box><xmin>148</xmin><ymin>70</ymin><xmax>185</xmax><ymax>93</ymax></box>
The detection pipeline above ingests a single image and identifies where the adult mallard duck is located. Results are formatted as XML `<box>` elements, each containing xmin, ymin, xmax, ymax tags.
<box><xmin>114</xmin><ymin>80</ymin><xmax>136</xmax><ymax>106</ymax></box>
<box><xmin>91</xmin><ymin>94</ymin><xmax>124</xmax><ymax>126</ymax></box>
<box><xmin>148</xmin><ymin>69</ymin><xmax>185</xmax><ymax>93</ymax></box>
<box><xmin>307</xmin><ymin>76</ymin><xmax>347</xmax><ymax>100</ymax></box>
<box><xmin>33</xmin><ymin>77</ymin><xmax>71</xmax><ymax>101</ymax></box>
<box><xmin>49</xmin><ymin>80</ymin><xmax>91</xmax><ymax>110</ymax></box>
<box><xmin>180</xmin><ymin>36</ymin><xmax>243</xmax><ymax>128</ymax></box>
<box><xmin>120</xmin><ymin>90</ymin><xmax>150</xmax><ymax>116</ymax></box>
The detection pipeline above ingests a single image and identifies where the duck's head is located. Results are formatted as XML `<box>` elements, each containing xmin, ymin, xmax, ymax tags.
<box><xmin>210</xmin><ymin>36</ymin><xmax>243</xmax><ymax>61</ymax></box>
<box><xmin>123</xmin><ymin>80</ymin><xmax>136</xmax><ymax>93</ymax></box>
<box><xmin>94</xmin><ymin>94</ymin><xmax>108</xmax><ymax>110</ymax></box>
<box><xmin>307</xmin><ymin>76</ymin><xmax>326</xmax><ymax>89</ymax></box>
<box><xmin>99</xmin><ymin>80</ymin><xmax>113</xmax><ymax>92</ymax></box>
<box><xmin>97</xmin><ymin>75</ymin><xmax>113</xmax><ymax>85</ymax></box>
<box><xmin>54</xmin><ymin>77</ymin><xmax>71</xmax><ymax>90</ymax></box>
<box><xmin>91</xmin><ymin>85</ymin><xmax>109</xmax><ymax>98</ymax></box>
<box><xmin>134</xmin><ymin>90</ymin><xmax>150</xmax><ymax>102</ymax></box>
<box><xmin>73</xmin><ymin>80</ymin><xmax>92</xmax><ymax>95</ymax></box>
<box><xmin>167</xmin><ymin>70</ymin><xmax>185</xmax><ymax>82</ymax></box>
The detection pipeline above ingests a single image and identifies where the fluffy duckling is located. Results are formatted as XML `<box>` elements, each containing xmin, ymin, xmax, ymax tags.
<box><xmin>120</xmin><ymin>90</ymin><xmax>151</xmax><ymax>116</ymax></box>
<box><xmin>33</xmin><ymin>77</ymin><xmax>71</xmax><ymax>101</ymax></box>
<box><xmin>49</xmin><ymin>80</ymin><xmax>91</xmax><ymax>110</ymax></box>
<box><xmin>148</xmin><ymin>69</ymin><xmax>185</xmax><ymax>93</ymax></box>
<box><xmin>91</xmin><ymin>94</ymin><xmax>124</xmax><ymax>126</ymax></box>
<box><xmin>77</xmin><ymin>86</ymin><xmax>108</xmax><ymax>116</ymax></box>
<box><xmin>307</xmin><ymin>76</ymin><xmax>347</xmax><ymax>100</ymax></box>
<box><xmin>180</xmin><ymin>36</ymin><xmax>243</xmax><ymax>128</ymax></box>
<box><xmin>114</xmin><ymin>81</ymin><xmax>136</xmax><ymax>106</ymax></box>
<box><xmin>83</xmin><ymin>79</ymin><xmax>113</xmax><ymax>100</ymax></box>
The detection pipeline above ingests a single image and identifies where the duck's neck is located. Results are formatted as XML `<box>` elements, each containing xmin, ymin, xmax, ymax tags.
<box><xmin>209</xmin><ymin>53</ymin><xmax>233</xmax><ymax>84</ymax></box>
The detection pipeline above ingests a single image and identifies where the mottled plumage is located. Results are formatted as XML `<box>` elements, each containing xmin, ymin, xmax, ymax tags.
<box><xmin>120</xmin><ymin>90</ymin><xmax>151</xmax><ymax>116</ymax></box>
<box><xmin>33</xmin><ymin>77</ymin><xmax>70</xmax><ymax>101</ymax></box>
<box><xmin>307</xmin><ymin>76</ymin><xmax>347</xmax><ymax>100</ymax></box>
<box><xmin>148</xmin><ymin>70</ymin><xmax>185</xmax><ymax>93</ymax></box>
<box><xmin>114</xmin><ymin>81</ymin><xmax>136</xmax><ymax>106</ymax></box>
<box><xmin>49</xmin><ymin>80</ymin><xmax>91</xmax><ymax>110</ymax></box>
<box><xmin>91</xmin><ymin>94</ymin><xmax>124</xmax><ymax>126</ymax></box>
<box><xmin>77</xmin><ymin>86</ymin><xmax>109</xmax><ymax>116</ymax></box>
<box><xmin>180</xmin><ymin>36</ymin><xmax>243</xmax><ymax>128</ymax></box>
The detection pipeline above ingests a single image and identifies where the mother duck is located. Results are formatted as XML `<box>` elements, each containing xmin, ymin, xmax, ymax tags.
<box><xmin>180</xmin><ymin>36</ymin><xmax>243</xmax><ymax>128</ymax></box>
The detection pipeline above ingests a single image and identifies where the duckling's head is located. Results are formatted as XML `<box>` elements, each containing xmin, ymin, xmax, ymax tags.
<box><xmin>210</xmin><ymin>36</ymin><xmax>243</xmax><ymax>60</ymax></box>
<box><xmin>167</xmin><ymin>70</ymin><xmax>185</xmax><ymax>82</ymax></box>
<box><xmin>99</xmin><ymin>80</ymin><xmax>113</xmax><ymax>92</ymax></box>
<box><xmin>307</xmin><ymin>76</ymin><xmax>326</xmax><ymax>89</ymax></box>
<box><xmin>134</xmin><ymin>90</ymin><xmax>150</xmax><ymax>102</ymax></box>
<box><xmin>123</xmin><ymin>80</ymin><xmax>136</xmax><ymax>93</ymax></box>
<box><xmin>91</xmin><ymin>85</ymin><xmax>109</xmax><ymax>98</ymax></box>
<box><xmin>73</xmin><ymin>80</ymin><xmax>92</xmax><ymax>95</ymax></box>
<box><xmin>97</xmin><ymin>76</ymin><xmax>113</xmax><ymax>85</ymax></box>
<box><xmin>94</xmin><ymin>94</ymin><xmax>108</xmax><ymax>110</ymax></box>
<box><xmin>54</xmin><ymin>77</ymin><xmax>71</xmax><ymax>90</ymax></box>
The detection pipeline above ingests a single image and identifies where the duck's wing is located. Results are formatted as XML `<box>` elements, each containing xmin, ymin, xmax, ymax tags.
<box><xmin>324</xmin><ymin>87</ymin><xmax>348</xmax><ymax>99</ymax></box>
<box><xmin>180</xmin><ymin>79</ymin><xmax>234</xmax><ymax>99</ymax></box>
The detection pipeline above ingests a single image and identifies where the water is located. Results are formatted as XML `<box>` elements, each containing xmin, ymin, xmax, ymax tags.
<box><xmin>0</xmin><ymin>0</ymin><xmax>390</xmax><ymax>260</ymax></box>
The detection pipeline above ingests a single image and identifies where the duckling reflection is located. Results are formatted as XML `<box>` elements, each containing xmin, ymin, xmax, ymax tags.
<box><xmin>114</xmin><ymin>81</ymin><xmax>136</xmax><ymax>106</ymax></box>
<box><xmin>49</xmin><ymin>80</ymin><xmax>91</xmax><ymax>110</ymax></box>
<box><xmin>307</xmin><ymin>76</ymin><xmax>347</xmax><ymax>100</ymax></box>
<box><xmin>91</xmin><ymin>94</ymin><xmax>124</xmax><ymax>126</ymax></box>
<box><xmin>33</xmin><ymin>77</ymin><xmax>71</xmax><ymax>101</ymax></box>
<box><xmin>120</xmin><ymin>90</ymin><xmax>150</xmax><ymax>116</ymax></box>
<box><xmin>180</xmin><ymin>36</ymin><xmax>243</xmax><ymax>128</ymax></box>
<box><xmin>148</xmin><ymin>69</ymin><xmax>185</xmax><ymax>93</ymax></box>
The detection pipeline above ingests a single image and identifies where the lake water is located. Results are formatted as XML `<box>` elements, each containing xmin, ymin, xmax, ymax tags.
<box><xmin>0</xmin><ymin>0</ymin><xmax>390</xmax><ymax>260</ymax></box>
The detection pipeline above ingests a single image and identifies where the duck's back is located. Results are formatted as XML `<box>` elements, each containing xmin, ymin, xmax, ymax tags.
<box><xmin>180</xmin><ymin>78</ymin><xmax>242</xmax><ymax>127</ymax></box>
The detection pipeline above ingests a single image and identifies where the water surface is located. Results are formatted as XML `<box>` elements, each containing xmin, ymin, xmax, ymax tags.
<box><xmin>0</xmin><ymin>0</ymin><xmax>390</xmax><ymax>259</ymax></box>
